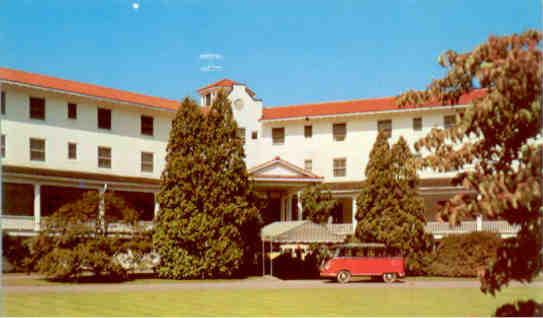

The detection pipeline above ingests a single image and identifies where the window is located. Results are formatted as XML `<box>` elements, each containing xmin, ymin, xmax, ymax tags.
<box><xmin>98</xmin><ymin>146</ymin><xmax>111</xmax><ymax>168</ymax></box>
<box><xmin>29</xmin><ymin>97</ymin><xmax>45</xmax><ymax>120</ymax></box>
<box><xmin>333</xmin><ymin>158</ymin><xmax>346</xmax><ymax>177</ymax></box>
<box><xmin>333</xmin><ymin>123</ymin><xmax>346</xmax><ymax>141</ymax></box>
<box><xmin>444</xmin><ymin>114</ymin><xmax>456</xmax><ymax>129</ymax></box>
<box><xmin>141</xmin><ymin>115</ymin><xmax>154</xmax><ymax>136</ymax></box>
<box><xmin>67</xmin><ymin>103</ymin><xmax>77</xmax><ymax>119</ymax></box>
<box><xmin>238</xmin><ymin>127</ymin><xmax>246</xmax><ymax>143</ymax></box>
<box><xmin>251</xmin><ymin>131</ymin><xmax>258</xmax><ymax>140</ymax></box>
<box><xmin>204</xmin><ymin>94</ymin><xmax>211</xmax><ymax>106</ymax></box>
<box><xmin>272</xmin><ymin>127</ymin><xmax>285</xmax><ymax>145</ymax></box>
<box><xmin>1</xmin><ymin>91</ymin><xmax>5</xmax><ymax>115</ymax></box>
<box><xmin>97</xmin><ymin>108</ymin><xmax>111</xmax><ymax>130</ymax></box>
<box><xmin>304</xmin><ymin>159</ymin><xmax>312</xmax><ymax>172</ymax></box>
<box><xmin>141</xmin><ymin>152</ymin><xmax>153</xmax><ymax>172</ymax></box>
<box><xmin>1</xmin><ymin>135</ymin><xmax>5</xmax><ymax>158</ymax></box>
<box><xmin>68</xmin><ymin>142</ymin><xmax>77</xmax><ymax>160</ymax></box>
<box><xmin>377</xmin><ymin>119</ymin><xmax>392</xmax><ymax>138</ymax></box>
<box><xmin>29</xmin><ymin>138</ymin><xmax>45</xmax><ymax>161</ymax></box>
<box><xmin>413</xmin><ymin>117</ymin><xmax>422</xmax><ymax>131</ymax></box>
<box><xmin>304</xmin><ymin>125</ymin><xmax>313</xmax><ymax>138</ymax></box>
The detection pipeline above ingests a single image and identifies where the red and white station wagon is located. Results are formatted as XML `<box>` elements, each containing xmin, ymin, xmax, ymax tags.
<box><xmin>320</xmin><ymin>243</ymin><xmax>405</xmax><ymax>283</ymax></box>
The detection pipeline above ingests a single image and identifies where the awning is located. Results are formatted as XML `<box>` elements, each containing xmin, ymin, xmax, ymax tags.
<box><xmin>260</xmin><ymin>220</ymin><xmax>345</xmax><ymax>243</ymax></box>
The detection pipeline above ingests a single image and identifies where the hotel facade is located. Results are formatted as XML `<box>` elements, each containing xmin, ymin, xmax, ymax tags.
<box><xmin>0</xmin><ymin>68</ymin><xmax>517</xmax><ymax>239</ymax></box>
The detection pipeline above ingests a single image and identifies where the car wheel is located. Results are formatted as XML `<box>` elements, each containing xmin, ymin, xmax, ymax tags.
<box><xmin>337</xmin><ymin>270</ymin><xmax>351</xmax><ymax>284</ymax></box>
<box><xmin>382</xmin><ymin>272</ymin><xmax>397</xmax><ymax>283</ymax></box>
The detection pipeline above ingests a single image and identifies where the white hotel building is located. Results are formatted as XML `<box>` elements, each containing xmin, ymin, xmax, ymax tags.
<box><xmin>0</xmin><ymin>68</ymin><xmax>517</xmax><ymax>239</ymax></box>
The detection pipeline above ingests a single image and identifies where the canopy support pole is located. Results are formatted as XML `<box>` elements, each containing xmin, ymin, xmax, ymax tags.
<box><xmin>261</xmin><ymin>239</ymin><xmax>265</xmax><ymax>276</ymax></box>
<box><xmin>270</xmin><ymin>240</ymin><xmax>273</xmax><ymax>277</ymax></box>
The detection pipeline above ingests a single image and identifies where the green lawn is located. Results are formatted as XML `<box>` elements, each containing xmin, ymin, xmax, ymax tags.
<box><xmin>4</xmin><ymin>286</ymin><xmax>541</xmax><ymax>316</ymax></box>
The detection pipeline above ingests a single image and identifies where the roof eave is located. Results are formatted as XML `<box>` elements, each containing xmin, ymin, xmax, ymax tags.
<box><xmin>259</xmin><ymin>104</ymin><xmax>469</xmax><ymax>122</ymax></box>
<box><xmin>1</xmin><ymin>79</ymin><xmax>179</xmax><ymax>113</ymax></box>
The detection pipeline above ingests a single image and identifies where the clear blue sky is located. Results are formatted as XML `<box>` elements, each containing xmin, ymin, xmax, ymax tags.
<box><xmin>1</xmin><ymin>1</ymin><xmax>540</xmax><ymax>106</ymax></box>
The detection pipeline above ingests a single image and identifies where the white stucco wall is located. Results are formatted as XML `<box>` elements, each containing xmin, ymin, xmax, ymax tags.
<box><xmin>0</xmin><ymin>85</ymin><xmax>174</xmax><ymax>179</ymax></box>
<box><xmin>1</xmin><ymin>81</ymin><xmax>461</xmax><ymax>184</ymax></box>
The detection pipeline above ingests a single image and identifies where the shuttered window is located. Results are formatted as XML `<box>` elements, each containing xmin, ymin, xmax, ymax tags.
<box><xmin>333</xmin><ymin>123</ymin><xmax>346</xmax><ymax>141</ymax></box>
<box><xmin>377</xmin><ymin>119</ymin><xmax>392</xmax><ymax>138</ymax></box>
<box><xmin>98</xmin><ymin>108</ymin><xmax>111</xmax><ymax>129</ymax></box>
<box><xmin>304</xmin><ymin>159</ymin><xmax>312</xmax><ymax>172</ymax></box>
<box><xmin>30</xmin><ymin>138</ymin><xmax>45</xmax><ymax>161</ymax></box>
<box><xmin>68</xmin><ymin>103</ymin><xmax>77</xmax><ymax>119</ymax></box>
<box><xmin>304</xmin><ymin>125</ymin><xmax>313</xmax><ymax>138</ymax></box>
<box><xmin>29</xmin><ymin>97</ymin><xmax>45</xmax><ymax>120</ymax></box>
<box><xmin>272</xmin><ymin>127</ymin><xmax>285</xmax><ymax>145</ymax></box>
<box><xmin>141</xmin><ymin>115</ymin><xmax>154</xmax><ymax>136</ymax></box>
<box><xmin>444</xmin><ymin>115</ymin><xmax>456</xmax><ymax>129</ymax></box>
<box><xmin>413</xmin><ymin>117</ymin><xmax>422</xmax><ymax>131</ymax></box>
<box><xmin>98</xmin><ymin>146</ymin><xmax>111</xmax><ymax>168</ymax></box>
<box><xmin>68</xmin><ymin>143</ymin><xmax>77</xmax><ymax>160</ymax></box>
<box><xmin>333</xmin><ymin>158</ymin><xmax>346</xmax><ymax>177</ymax></box>
<box><xmin>141</xmin><ymin>152</ymin><xmax>153</xmax><ymax>172</ymax></box>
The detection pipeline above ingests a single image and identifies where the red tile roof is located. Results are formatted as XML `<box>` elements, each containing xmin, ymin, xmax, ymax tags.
<box><xmin>0</xmin><ymin>67</ymin><xmax>180</xmax><ymax>110</ymax></box>
<box><xmin>197</xmin><ymin>78</ymin><xmax>239</xmax><ymax>93</ymax></box>
<box><xmin>261</xmin><ymin>89</ymin><xmax>486</xmax><ymax>121</ymax></box>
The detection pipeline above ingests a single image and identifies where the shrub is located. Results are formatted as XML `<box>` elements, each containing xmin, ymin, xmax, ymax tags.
<box><xmin>428</xmin><ymin>231</ymin><xmax>502</xmax><ymax>277</ymax></box>
<box><xmin>2</xmin><ymin>233</ymin><xmax>32</xmax><ymax>272</ymax></box>
<box><xmin>29</xmin><ymin>191</ymin><xmax>152</xmax><ymax>281</ymax></box>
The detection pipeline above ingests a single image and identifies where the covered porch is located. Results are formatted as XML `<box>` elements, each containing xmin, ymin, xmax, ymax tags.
<box><xmin>249</xmin><ymin>156</ymin><xmax>324</xmax><ymax>225</ymax></box>
<box><xmin>1</xmin><ymin>165</ymin><xmax>159</xmax><ymax>236</ymax></box>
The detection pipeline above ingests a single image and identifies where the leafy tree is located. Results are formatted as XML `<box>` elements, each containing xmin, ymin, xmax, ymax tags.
<box><xmin>154</xmin><ymin>93</ymin><xmax>260</xmax><ymax>279</ymax></box>
<box><xmin>355</xmin><ymin>133</ymin><xmax>432</xmax><ymax>273</ymax></box>
<box><xmin>397</xmin><ymin>30</ymin><xmax>542</xmax><ymax>296</ymax></box>
<box><xmin>300</xmin><ymin>184</ymin><xmax>337</xmax><ymax>224</ymax></box>
<box><xmin>29</xmin><ymin>191</ymin><xmax>151</xmax><ymax>281</ymax></box>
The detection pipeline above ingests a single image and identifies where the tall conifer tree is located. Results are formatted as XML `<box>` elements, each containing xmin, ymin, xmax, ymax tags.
<box><xmin>355</xmin><ymin>134</ymin><xmax>432</xmax><ymax>272</ymax></box>
<box><xmin>154</xmin><ymin>97</ymin><xmax>210</xmax><ymax>278</ymax></box>
<box><xmin>154</xmin><ymin>93</ymin><xmax>260</xmax><ymax>279</ymax></box>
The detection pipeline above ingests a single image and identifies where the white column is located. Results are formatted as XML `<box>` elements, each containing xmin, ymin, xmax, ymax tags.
<box><xmin>476</xmin><ymin>214</ymin><xmax>483</xmax><ymax>231</ymax></box>
<box><xmin>297</xmin><ymin>191</ymin><xmax>303</xmax><ymax>220</ymax></box>
<box><xmin>351</xmin><ymin>196</ymin><xmax>357</xmax><ymax>233</ymax></box>
<box><xmin>154</xmin><ymin>193</ymin><xmax>160</xmax><ymax>218</ymax></box>
<box><xmin>33</xmin><ymin>184</ymin><xmax>41</xmax><ymax>232</ymax></box>
<box><xmin>99</xmin><ymin>184</ymin><xmax>106</xmax><ymax>232</ymax></box>
<box><xmin>287</xmin><ymin>194</ymin><xmax>292</xmax><ymax>221</ymax></box>
<box><xmin>280</xmin><ymin>197</ymin><xmax>285</xmax><ymax>221</ymax></box>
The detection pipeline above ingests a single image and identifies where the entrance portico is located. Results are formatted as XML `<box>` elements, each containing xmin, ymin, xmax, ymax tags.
<box><xmin>248</xmin><ymin>157</ymin><xmax>323</xmax><ymax>224</ymax></box>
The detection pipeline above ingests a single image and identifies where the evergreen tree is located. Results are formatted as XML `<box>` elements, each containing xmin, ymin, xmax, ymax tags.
<box><xmin>355</xmin><ymin>133</ymin><xmax>432</xmax><ymax>273</ymax></box>
<box><xmin>154</xmin><ymin>93</ymin><xmax>260</xmax><ymax>279</ymax></box>
<box><xmin>355</xmin><ymin>131</ymin><xmax>395</xmax><ymax>243</ymax></box>
<box><xmin>154</xmin><ymin>97</ymin><xmax>210</xmax><ymax>278</ymax></box>
<box><xmin>389</xmin><ymin>137</ymin><xmax>433</xmax><ymax>272</ymax></box>
<box><xmin>202</xmin><ymin>91</ymin><xmax>261</xmax><ymax>277</ymax></box>
<box><xmin>301</xmin><ymin>184</ymin><xmax>337</xmax><ymax>224</ymax></box>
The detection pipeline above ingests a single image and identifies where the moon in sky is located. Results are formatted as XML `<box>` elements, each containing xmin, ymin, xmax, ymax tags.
<box><xmin>132</xmin><ymin>3</ymin><xmax>140</xmax><ymax>10</ymax></box>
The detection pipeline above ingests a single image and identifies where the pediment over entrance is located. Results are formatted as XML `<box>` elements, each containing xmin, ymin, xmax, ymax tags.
<box><xmin>248</xmin><ymin>157</ymin><xmax>323</xmax><ymax>182</ymax></box>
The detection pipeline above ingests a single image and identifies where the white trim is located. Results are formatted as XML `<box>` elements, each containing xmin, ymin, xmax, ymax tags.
<box><xmin>251</xmin><ymin>177</ymin><xmax>322</xmax><ymax>183</ymax></box>
<box><xmin>260</xmin><ymin>104</ymin><xmax>468</xmax><ymax>123</ymax></box>
<box><xmin>3</xmin><ymin>172</ymin><xmax>159</xmax><ymax>191</ymax></box>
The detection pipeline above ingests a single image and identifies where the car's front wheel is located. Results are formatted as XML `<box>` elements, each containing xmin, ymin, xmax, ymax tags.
<box><xmin>337</xmin><ymin>270</ymin><xmax>351</xmax><ymax>284</ymax></box>
<box><xmin>382</xmin><ymin>272</ymin><xmax>397</xmax><ymax>283</ymax></box>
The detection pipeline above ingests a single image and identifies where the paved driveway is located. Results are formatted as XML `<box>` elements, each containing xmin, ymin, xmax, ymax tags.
<box><xmin>4</xmin><ymin>275</ymin><xmax>542</xmax><ymax>294</ymax></box>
